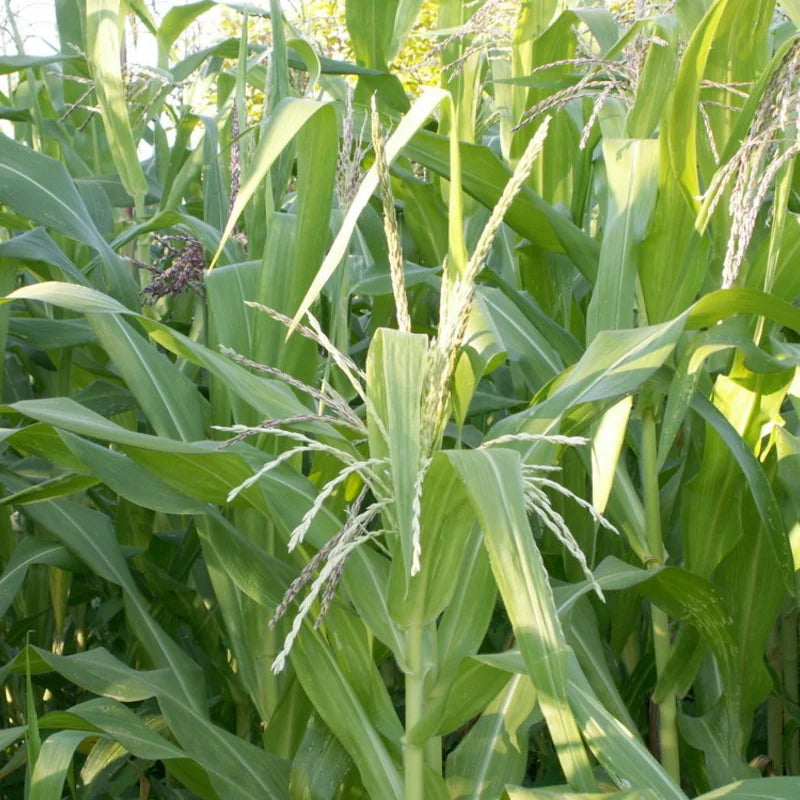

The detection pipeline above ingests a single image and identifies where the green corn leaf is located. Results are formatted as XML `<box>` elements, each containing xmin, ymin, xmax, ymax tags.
<box><xmin>387</xmin><ymin>455</ymin><xmax>476</xmax><ymax>626</ymax></box>
<box><xmin>290</xmin><ymin>626</ymin><xmax>405</xmax><ymax>800</ymax></box>
<box><xmin>435</xmin><ymin>657</ymin><xmax>512</xmax><ymax>738</ymax></box>
<box><xmin>0</xmin><ymin>539</ymin><xmax>74</xmax><ymax>619</ymax></box>
<box><xmin>685</xmin><ymin>288</ymin><xmax>800</xmax><ymax>333</ymax></box>
<box><xmin>402</xmin><ymin>129</ymin><xmax>600</xmax><ymax>282</ymax></box>
<box><xmin>158</xmin><ymin>2</ymin><xmax>216</xmax><ymax>59</ymax></box>
<box><xmin>263</xmin><ymin>677</ymin><xmax>313</xmax><ymax>761</ymax></box>
<box><xmin>161</xmin><ymin>693</ymin><xmax>291</xmax><ymax>799</ymax></box>
<box><xmin>565</xmin><ymin>597</ymin><xmax>638</xmax><ymax>734</ymax></box>
<box><xmin>199</xmin><ymin>116</ymin><xmax>227</xmax><ymax>232</ymax></box>
<box><xmin>3</xmin><ymin>646</ymin><xmax>290</xmax><ymax>799</ymax></box>
<box><xmin>251</xmin><ymin>101</ymin><xmax>338</xmax><ymax>380</ymax></box>
<box><xmin>565</xmin><ymin>652</ymin><xmax>686</xmax><ymax>798</ymax></box>
<box><xmin>29</xmin><ymin>730</ymin><xmax>90</xmax><ymax>800</ymax></box>
<box><xmin>479</xmin><ymin>286</ymin><xmax>563</xmax><ymax>392</ymax></box>
<box><xmin>713</xmin><ymin>514</ymin><xmax>791</xmax><ymax>733</ymax></box>
<box><xmin>446</xmin><ymin>674</ymin><xmax>539</xmax><ymax>800</ymax></box>
<box><xmin>211</xmin><ymin>98</ymin><xmax>336</xmax><ymax>267</ymax></box>
<box><xmin>696</xmin><ymin>0</ymin><xmax>774</xmax><ymax>186</ymax></box>
<box><xmin>665</xmin><ymin>0</ymin><xmax>729</xmax><ymax>211</ymax></box>
<box><xmin>625</xmin><ymin>16</ymin><xmax>679</xmax><ymax>139</ymax></box>
<box><xmin>268</xmin><ymin>0</ymin><xmax>291</xmax><ymax>112</ymax></box>
<box><xmin>367</xmin><ymin>328</ymin><xmax>427</xmax><ymax>583</ymax></box>
<box><xmin>510</xmin><ymin>11</ymin><xmax>582</xmax><ymax>206</ymax></box>
<box><xmin>0</xmin><ymin>137</ymin><xmax>136</xmax><ymax>303</ymax></box>
<box><xmin>655</xmin><ymin>627</ymin><xmax>707</xmax><ymax>704</ymax></box>
<box><xmin>3</xmin><ymin>5</ymin><xmax>798</xmax><ymax>797</ymax></box>
<box><xmin>346</xmin><ymin>0</ymin><xmax>398</xmax><ymax>70</ymax></box>
<box><xmin>660</xmin><ymin>324</ymin><xmax>793</xmax><ymax>470</ymax></box>
<box><xmin>4</xmin><ymin>399</ymin><xmax>401</xmax><ymax>664</ymax></box>
<box><xmin>475</xmin><ymin>651</ymin><xmax>687</xmax><ymax>799</ymax></box>
<box><xmin>695</xmin><ymin>777</ymin><xmax>800</xmax><ymax>798</ymax></box>
<box><xmin>201</xmin><ymin>516</ymin><xmax>280</xmax><ymax>723</ymax></box>
<box><xmin>554</xmin><ymin>555</ymin><xmax>741</xmax><ymax>735</ymax></box>
<box><xmin>126</xmin><ymin>0</ymin><xmax>157</xmax><ymax>33</ymax></box>
<box><xmin>159</xmin><ymin>112</ymin><xmax>202</xmax><ymax>209</ymax></box>
<box><xmin>691</xmin><ymin>392</ymin><xmax>793</xmax><ymax>592</ymax></box>
<box><xmin>205</xmin><ymin>261</ymin><xmax>260</xmax><ymax>374</ymax></box>
<box><xmin>76</xmin><ymin>178</ymin><xmax>115</xmax><ymax>236</ymax></box>
<box><xmin>657</xmin><ymin>329</ymin><xmax>736</xmax><ymax>470</ymax></box>
<box><xmin>9</xmin><ymin>400</ymin><xmax>406</xmax><ymax>785</ymax></box>
<box><xmin>776</xmin><ymin>429</ymin><xmax>800</xmax><ymax>547</ymax></box>
<box><xmin>8</xmin><ymin>317</ymin><xmax>95</xmax><ymax>349</ymax></box>
<box><xmin>0</xmin><ymin>424</ymin><xmax>88</xmax><ymax>474</ymax></box>
<box><xmin>24</xmin><ymin>642</ymin><xmax>42</xmax><ymax>784</ymax></box>
<box><xmin>0</xmin><ymin>54</ymin><xmax>79</xmax><ymax>74</ymax></box>
<box><xmin>505</xmin><ymin>555</ymin><xmax>740</xmax><ymax>741</ymax></box>
<box><xmin>58</xmin><ymin>430</ymin><xmax>210</xmax><ymax>514</ymax></box>
<box><xmin>198</xmin><ymin>517</ymin><xmax>405</xmax><ymax>800</ymax></box>
<box><xmin>124</xmin><ymin>443</ymin><xmax>274</xmax><ymax>515</ymax></box>
<box><xmin>491</xmin><ymin>315</ymin><xmax>687</xmax><ymax>440</ymax></box>
<box><xmin>39</xmin><ymin>697</ymin><xmax>186</xmax><ymax>761</ymax></box>
<box><xmin>447</xmin><ymin>448</ymin><xmax>596</xmax><ymax>792</ymax></box>
<box><xmin>486</xmin><ymin>271</ymin><xmax>584</xmax><ymax>366</ymax></box>
<box><xmin>340</xmin><ymin>545</ymin><xmax>406</xmax><ymax>663</ymax></box>
<box><xmin>3</xmin><ymin>397</ymin><xmax>197</xmax><ymax>449</ymax></box>
<box><xmin>0</xmin><ymin>105</ymin><xmax>30</xmax><ymax>121</ymax></box>
<box><xmin>493</xmin><ymin>285</ymin><xmax>800</xmax><ymax>444</ymax></box>
<box><xmin>289</xmin><ymin>715</ymin><xmax>353</xmax><ymax>799</ymax></box>
<box><xmin>504</xmin><ymin>790</ymin><xmax>656</xmax><ymax>799</ymax></box>
<box><xmin>586</xmin><ymin>139</ymin><xmax>659</xmax><ymax>340</ymax></box>
<box><xmin>0</xmin><ymin>647</ymin><xmax>145</xmax><ymax>697</ymax></box>
<box><xmin>390</xmin><ymin>0</ymin><xmax>425</xmax><ymax>60</ymax></box>
<box><xmin>0</xmin><ymin>473</ymin><xmax>99</xmax><ymax>506</ymax></box>
<box><xmin>436</xmin><ymin>526</ymin><xmax>497</xmax><ymax>679</ymax></box>
<box><xmin>317</xmin><ymin>602</ymin><xmax>405</xmax><ymax>741</ymax></box>
<box><xmin>678</xmin><ymin>705</ymin><xmax>756</xmax><ymax>788</ymax></box>
<box><xmin>408</xmin><ymin>526</ymin><xmax>512</xmax><ymax>742</ymax></box>
<box><xmin>591</xmin><ymin>395</ymin><xmax>633</xmax><ymax>514</ymax></box>
<box><xmin>1</xmin><ymin>282</ymin><xmax>320</xmax><ymax>427</ymax></box>
<box><xmin>288</xmin><ymin>37</ymin><xmax>322</xmax><ymax>92</ymax></box>
<box><xmin>71</xmin><ymin>380</ymin><xmax>139</xmax><ymax>418</ymax></box>
<box><xmin>0</xmin><ymin>228</ymin><xmax>86</xmax><ymax>285</ymax></box>
<box><xmin>19</xmin><ymin>297</ymin><xmax>205</xmax><ymax>460</ymax></box>
<box><xmin>2</xmin><ymin>281</ymin><xmax>128</xmax><ymax>312</ymax></box>
<box><xmin>86</xmin><ymin>313</ymin><xmax>208</xmax><ymax>441</ymax></box>
<box><xmin>0</xmin><ymin>726</ymin><xmax>26</xmax><ymax>750</ymax></box>
<box><xmin>142</xmin><ymin>317</ymin><xmax>318</xmax><ymax>425</ymax></box>
<box><xmin>86</xmin><ymin>0</ymin><xmax>149</xmax><ymax>206</ymax></box>
<box><xmin>638</xmin><ymin>567</ymin><xmax>742</xmax><ymax>732</ymax></box>
<box><xmin>18</xmin><ymin>494</ymin><xmax>206</xmax><ymax>714</ymax></box>
<box><xmin>553</xmin><ymin>555</ymin><xmax>660</xmax><ymax>615</ymax></box>
<box><xmin>290</xmin><ymin>88</ymin><xmax>459</xmax><ymax>331</ymax></box>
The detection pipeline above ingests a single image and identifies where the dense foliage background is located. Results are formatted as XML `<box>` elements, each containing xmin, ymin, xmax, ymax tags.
<box><xmin>1</xmin><ymin>0</ymin><xmax>800</xmax><ymax>798</ymax></box>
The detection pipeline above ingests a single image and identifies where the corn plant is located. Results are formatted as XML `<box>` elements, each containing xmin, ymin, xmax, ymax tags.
<box><xmin>0</xmin><ymin>1</ymin><xmax>800</xmax><ymax>798</ymax></box>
